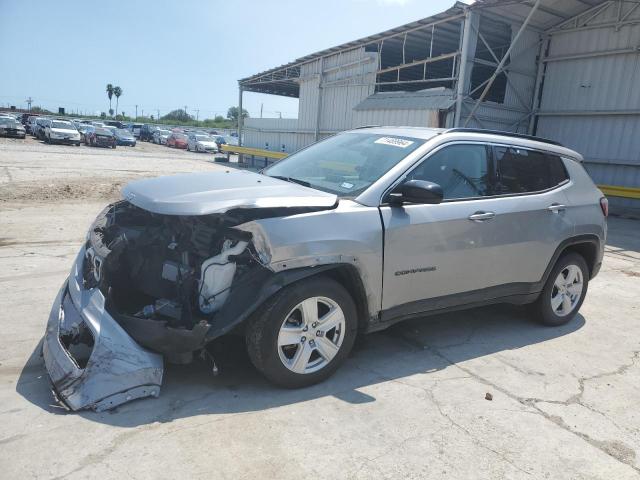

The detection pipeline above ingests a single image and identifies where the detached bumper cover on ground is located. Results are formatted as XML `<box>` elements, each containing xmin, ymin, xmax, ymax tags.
<box><xmin>42</xmin><ymin>248</ymin><xmax>163</xmax><ymax>412</ymax></box>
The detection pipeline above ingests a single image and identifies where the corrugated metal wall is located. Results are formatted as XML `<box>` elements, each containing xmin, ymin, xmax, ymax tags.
<box><xmin>536</xmin><ymin>3</ymin><xmax>640</xmax><ymax>209</ymax></box>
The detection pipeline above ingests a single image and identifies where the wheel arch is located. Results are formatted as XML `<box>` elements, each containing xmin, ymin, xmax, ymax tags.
<box><xmin>542</xmin><ymin>234</ymin><xmax>602</xmax><ymax>284</ymax></box>
<box><xmin>206</xmin><ymin>263</ymin><xmax>369</xmax><ymax>341</ymax></box>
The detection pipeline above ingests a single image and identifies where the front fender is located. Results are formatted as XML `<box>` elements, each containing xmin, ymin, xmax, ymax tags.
<box><xmin>232</xmin><ymin>200</ymin><xmax>384</xmax><ymax>323</ymax></box>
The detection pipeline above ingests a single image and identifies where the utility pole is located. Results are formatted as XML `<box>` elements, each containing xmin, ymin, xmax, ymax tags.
<box><xmin>260</xmin><ymin>103</ymin><xmax>263</xmax><ymax>118</ymax></box>
<box><xmin>135</xmin><ymin>104</ymin><xmax>138</xmax><ymax>120</ymax></box>
<box><xmin>157</xmin><ymin>109</ymin><xmax>160</xmax><ymax>122</ymax></box>
<box><xmin>141</xmin><ymin>109</ymin><xmax>144</xmax><ymax>118</ymax></box>
<box><xmin>195</xmin><ymin>109</ymin><xmax>199</xmax><ymax>121</ymax></box>
<box><xmin>275</xmin><ymin>111</ymin><xmax>282</xmax><ymax>119</ymax></box>
<box><xmin>25</xmin><ymin>97</ymin><xmax>33</xmax><ymax>112</ymax></box>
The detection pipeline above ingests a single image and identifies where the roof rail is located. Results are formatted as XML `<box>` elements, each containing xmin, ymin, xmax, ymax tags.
<box><xmin>445</xmin><ymin>128</ymin><xmax>563</xmax><ymax>147</ymax></box>
<box><xmin>353</xmin><ymin>125</ymin><xmax>381</xmax><ymax>129</ymax></box>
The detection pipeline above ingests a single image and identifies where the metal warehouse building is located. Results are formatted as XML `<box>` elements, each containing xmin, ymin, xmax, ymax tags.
<box><xmin>238</xmin><ymin>0</ymin><xmax>640</xmax><ymax>212</ymax></box>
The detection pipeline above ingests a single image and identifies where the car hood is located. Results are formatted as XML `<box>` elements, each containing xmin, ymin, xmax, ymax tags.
<box><xmin>121</xmin><ymin>169</ymin><xmax>338</xmax><ymax>215</ymax></box>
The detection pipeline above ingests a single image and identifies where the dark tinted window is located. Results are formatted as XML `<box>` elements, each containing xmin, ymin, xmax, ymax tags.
<box><xmin>494</xmin><ymin>147</ymin><xmax>568</xmax><ymax>194</ymax></box>
<box><xmin>407</xmin><ymin>144</ymin><xmax>491</xmax><ymax>199</ymax></box>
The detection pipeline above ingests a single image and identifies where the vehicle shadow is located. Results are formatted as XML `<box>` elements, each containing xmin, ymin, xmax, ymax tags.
<box><xmin>16</xmin><ymin>304</ymin><xmax>585</xmax><ymax>427</ymax></box>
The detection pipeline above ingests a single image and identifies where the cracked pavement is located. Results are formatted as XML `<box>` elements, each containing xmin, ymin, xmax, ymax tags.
<box><xmin>1</xmin><ymin>138</ymin><xmax>639</xmax><ymax>479</ymax></box>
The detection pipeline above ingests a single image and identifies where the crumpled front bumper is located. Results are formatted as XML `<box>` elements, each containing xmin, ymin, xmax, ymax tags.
<box><xmin>42</xmin><ymin>247</ymin><xmax>164</xmax><ymax>412</ymax></box>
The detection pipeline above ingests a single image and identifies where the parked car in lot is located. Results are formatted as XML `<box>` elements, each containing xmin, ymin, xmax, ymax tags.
<box><xmin>114</xmin><ymin>128</ymin><xmax>136</xmax><ymax>146</ymax></box>
<box><xmin>0</xmin><ymin>117</ymin><xmax>26</xmax><ymax>138</ymax></box>
<box><xmin>45</xmin><ymin>120</ymin><xmax>81</xmax><ymax>146</ymax></box>
<box><xmin>139</xmin><ymin>124</ymin><xmax>159</xmax><ymax>142</ymax></box>
<box><xmin>167</xmin><ymin>132</ymin><xmax>188</xmax><ymax>149</ymax></box>
<box><xmin>41</xmin><ymin>127</ymin><xmax>607</xmax><ymax>412</ymax></box>
<box><xmin>152</xmin><ymin>129</ymin><xmax>171</xmax><ymax>145</ymax></box>
<box><xmin>105</xmin><ymin>120</ymin><xmax>125</xmax><ymax>129</ymax></box>
<box><xmin>86</xmin><ymin>127</ymin><xmax>117</xmax><ymax>148</ymax></box>
<box><xmin>28</xmin><ymin>115</ymin><xmax>42</xmax><ymax>135</ymax></box>
<box><xmin>187</xmin><ymin>133</ymin><xmax>217</xmax><ymax>152</ymax></box>
<box><xmin>33</xmin><ymin>118</ymin><xmax>50</xmax><ymax>140</ymax></box>
<box><xmin>214</xmin><ymin>134</ymin><xmax>238</xmax><ymax>153</ymax></box>
<box><xmin>78</xmin><ymin>125</ymin><xmax>94</xmax><ymax>144</ymax></box>
<box><xmin>128</xmin><ymin>123</ymin><xmax>143</xmax><ymax>138</ymax></box>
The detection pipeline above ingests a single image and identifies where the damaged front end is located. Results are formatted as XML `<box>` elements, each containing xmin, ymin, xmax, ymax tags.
<box><xmin>43</xmin><ymin>250</ymin><xmax>164</xmax><ymax>412</ymax></box>
<box><xmin>43</xmin><ymin>176</ymin><xmax>338</xmax><ymax>411</ymax></box>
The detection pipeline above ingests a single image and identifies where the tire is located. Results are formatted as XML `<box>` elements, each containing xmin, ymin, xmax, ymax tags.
<box><xmin>246</xmin><ymin>276</ymin><xmax>357</xmax><ymax>388</ymax></box>
<box><xmin>112</xmin><ymin>144</ymin><xmax>116</xmax><ymax>149</ymax></box>
<box><xmin>531</xmin><ymin>252</ymin><xmax>589</xmax><ymax>326</ymax></box>
<box><xmin>76</xmin><ymin>142</ymin><xmax>81</xmax><ymax>146</ymax></box>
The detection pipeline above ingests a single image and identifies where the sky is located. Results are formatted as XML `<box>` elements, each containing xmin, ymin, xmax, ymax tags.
<box><xmin>0</xmin><ymin>0</ymin><xmax>465</xmax><ymax>120</ymax></box>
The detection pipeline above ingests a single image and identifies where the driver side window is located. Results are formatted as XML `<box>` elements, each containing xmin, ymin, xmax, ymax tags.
<box><xmin>407</xmin><ymin>144</ymin><xmax>491</xmax><ymax>200</ymax></box>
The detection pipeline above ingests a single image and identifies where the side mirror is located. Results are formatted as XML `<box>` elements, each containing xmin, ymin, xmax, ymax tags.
<box><xmin>388</xmin><ymin>179</ymin><xmax>443</xmax><ymax>205</ymax></box>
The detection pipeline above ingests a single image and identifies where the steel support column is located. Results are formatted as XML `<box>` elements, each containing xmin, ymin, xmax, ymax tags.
<box><xmin>464</xmin><ymin>0</ymin><xmax>542</xmax><ymax>127</ymax></box>
<box><xmin>238</xmin><ymin>85</ymin><xmax>244</xmax><ymax>147</ymax></box>
<box><xmin>455</xmin><ymin>9</ymin><xmax>476</xmax><ymax>127</ymax></box>
<box><xmin>315</xmin><ymin>57</ymin><xmax>324</xmax><ymax>141</ymax></box>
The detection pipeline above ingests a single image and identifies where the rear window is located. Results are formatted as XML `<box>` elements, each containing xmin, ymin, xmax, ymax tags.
<box><xmin>494</xmin><ymin>147</ymin><xmax>568</xmax><ymax>194</ymax></box>
<box><xmin>95</xmin><ymin>128</ymin><xmax>113</xmax><ymax>135</ymax></box>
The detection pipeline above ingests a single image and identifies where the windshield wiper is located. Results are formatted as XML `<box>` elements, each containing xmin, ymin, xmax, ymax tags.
<box><xmin>270</xmin><ymin>175</ymin><xmax>312</xmax><ymax>187</ymax></box>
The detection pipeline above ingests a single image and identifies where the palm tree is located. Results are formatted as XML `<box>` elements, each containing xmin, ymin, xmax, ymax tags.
<box><xmin>106</xmin><ymin>84</ymin><xmax>114</xmax><ymax>115</ymax></box>
<box><xmin>113</xmin><ymin>86</ymin><xmax>123</xmax><ymax>117</ymax></box>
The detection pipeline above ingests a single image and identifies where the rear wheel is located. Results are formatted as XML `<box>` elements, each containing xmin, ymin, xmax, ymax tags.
<box><xmin>246</xmin><ymin>276</ymin><xmax>357</xmax><ymax>388</ymax></box>
<box><xmin>531</xmin><ymin>252</ymin><xmax>588</xmax><ymax>326</ymax></box>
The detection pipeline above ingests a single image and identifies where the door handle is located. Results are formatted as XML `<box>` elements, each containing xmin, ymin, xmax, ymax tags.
<box><xmin>468</xmin><ymin>211</ymin><xmax>495</xmax><ymax>222</ymax></box>
<box><xmin>547</xmin><ymin>203</ymin><xmax>566</xmax><ymax>212</ymax></box>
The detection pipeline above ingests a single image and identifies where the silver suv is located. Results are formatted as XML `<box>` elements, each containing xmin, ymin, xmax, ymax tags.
<box><xmin>43</xmin><ymin>127</ymin><xmax>607</xmax><ymax>411</ymax></box>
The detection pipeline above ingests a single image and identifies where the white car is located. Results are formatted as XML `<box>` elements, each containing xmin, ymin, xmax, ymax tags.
<box><xmin>187</xmin><ymin>133</ymin><xmax>217</xmax><ymax>153</ymax></box>
<box><xmin>45</xmin><ymin>120</ymin><xmax>81</xmax><ymax>146</ymax></box>
<box><xmin>153</xmin><ymin>129</ymin><xmax>171</xmax><ymax>145</ymax></box>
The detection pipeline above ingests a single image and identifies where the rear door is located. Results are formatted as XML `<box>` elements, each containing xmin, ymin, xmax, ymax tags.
<box><xmin>489</xmin><ymin>145</ymin><xmax>574</xmax><ymax>285</ymax></box>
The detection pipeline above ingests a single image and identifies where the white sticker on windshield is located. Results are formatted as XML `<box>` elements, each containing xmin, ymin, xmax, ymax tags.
<box><xmin>374</xmin><ymin>137</ymin><xmax>414</xmax><ymax>148</ymax></box>
<box><xmin>340</xmin><ymin>182</ymin><xmax>354</xmax><ymax>189</ymax></box>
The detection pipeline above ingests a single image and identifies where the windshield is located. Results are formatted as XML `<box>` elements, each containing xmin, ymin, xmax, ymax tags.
<box><xmin>95</xmin><ymin>128</ymin><xmax>113</xmax><ymax>136</ymax></box>
<box><xmin>158</xmin><ymin>130</ymin><xmax>170</xmax><ymax>135</ymax></box>
<box><xmin>116</xmin><ymin>129</ymin><xmax>132</xmax><ymax>136</ymax></box>
<box><xmin>195</xmin><ymin>135</ymin><xmax>212</xmax><ymax>141</ymax></box>
<box><xmin>264</xmin><ymin>132</ymin><xmax>426</xmax><ymax>197</ymax></box>
<box><xmin>51</xmin><ymin>121</ymin><xmax>74</xmax><ymax>129</ymax></box>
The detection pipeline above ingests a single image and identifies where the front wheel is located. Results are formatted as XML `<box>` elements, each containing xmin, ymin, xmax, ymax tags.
<box><xmin>531</xmin><ymin>252</ymin><xmax>589</xmax><ymax>326</ymax></box>
<box><xmin>246</xmin><ymin>276</ymin><xmax>357</xmax><ymax>388</ymax></box>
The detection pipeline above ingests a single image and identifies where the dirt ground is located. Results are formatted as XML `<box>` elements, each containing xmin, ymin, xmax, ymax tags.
<box><xmin>1</xmin><ymin>135</ymin><xmax>640</xmax><ymax>479</ymax></box>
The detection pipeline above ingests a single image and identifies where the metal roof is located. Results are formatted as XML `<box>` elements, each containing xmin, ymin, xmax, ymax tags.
<box><xmin>239</xmin><ymin>0</ymin><xmax>609</xmax><ymax>97</ymax></box>
<box><xmin>353</xmin><ymin>88</ymin><xmax>457</xmax><ymax>111</ymax></box>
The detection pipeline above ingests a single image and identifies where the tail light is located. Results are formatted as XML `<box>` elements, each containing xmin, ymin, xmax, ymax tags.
<box><xmin>599</xmin><ymin>197</ymin><xmax>608</xmax><ymax>217</ymax></box>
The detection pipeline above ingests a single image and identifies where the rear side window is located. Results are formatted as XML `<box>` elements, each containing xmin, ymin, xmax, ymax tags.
<box><xmin>494</xmin><ymin>147</ymin><xmax>568</xmax><ymax>194</ymax></box>
<box><xmin>407</xmin><ymin>144</ymin><xmax>491</xmax><ymax>200</ymax></box>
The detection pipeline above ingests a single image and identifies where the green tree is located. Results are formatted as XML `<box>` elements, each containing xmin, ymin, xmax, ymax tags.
<box><xmin>106</xmin><ymin>84</ymin><xmax>114</xmax><ymax>113</ymax></box>
<box><xmin>227</xmin><ymin>106</ymin><xmax>249</xmax><ymax>125</ymax></box>
<box><xmin>113</xmin><ymin>86</ymin><xmax>123</xmax><ymax>117</ymax></box>
<box><xmin>214</xmin><ymin>115</ymin><xmax>224</xmax><ymax>122</ymax></box>
<box><xmin>161</xmin><ymin>109</ymin><xmax>193</xmax><ymax>123</ymax></box>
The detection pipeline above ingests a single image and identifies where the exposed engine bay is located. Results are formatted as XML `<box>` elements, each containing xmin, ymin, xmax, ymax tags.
<box><xmin>83</xmin><ymin>200</ymin><xmax>270</xmax><ymax>358</ymax></box>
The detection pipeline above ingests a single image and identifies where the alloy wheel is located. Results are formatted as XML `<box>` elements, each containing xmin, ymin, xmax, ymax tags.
<box><xmin>550</xmin><ymin>264</ymin><xmax>583</xmax><ymax>317</ymax></box>
<box><xmin>277</xmin><ymin>296</ymin><xmax>346</xmax><ymax>374</ymax></box>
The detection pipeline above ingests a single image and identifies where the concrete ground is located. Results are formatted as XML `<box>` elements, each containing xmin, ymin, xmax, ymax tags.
<box><xmin>1</xmin><ymin>136</ymin><xmax>639</xmax><ymax>479</ymax></box>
